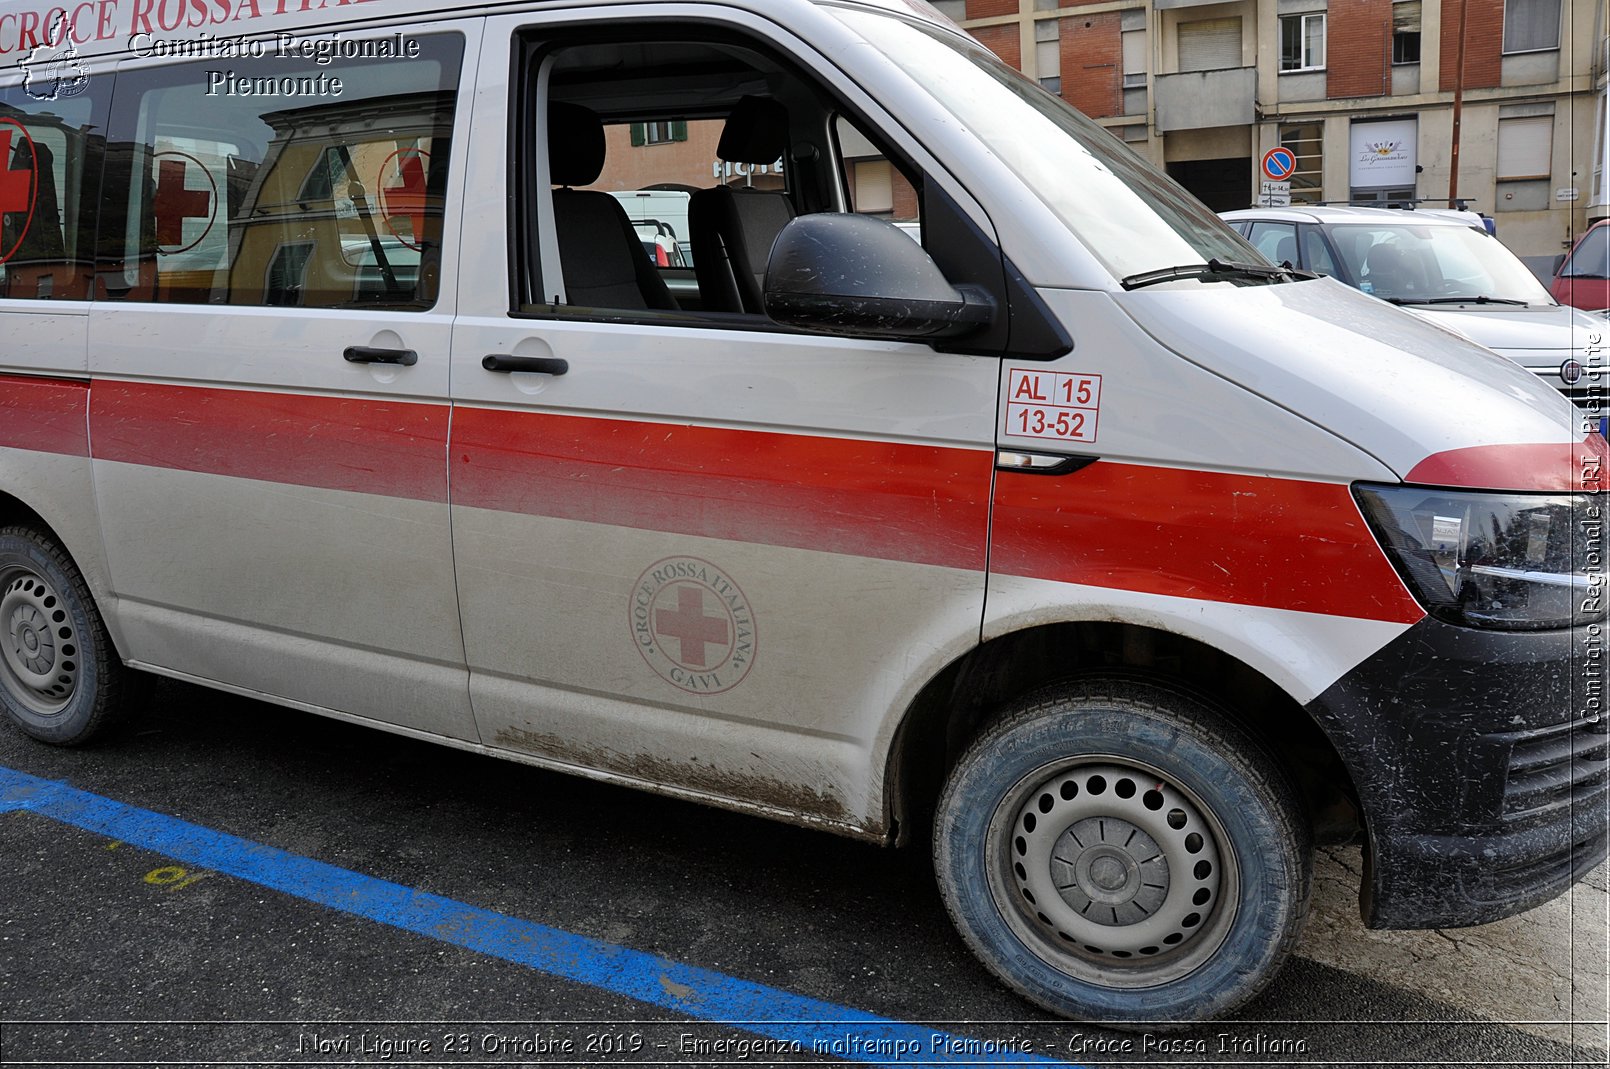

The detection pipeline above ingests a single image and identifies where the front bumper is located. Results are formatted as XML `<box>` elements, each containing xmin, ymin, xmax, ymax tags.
<box><xmin>1305</xmin><ymin>616</ymin><xmax>1608</xmax><ymax>929</ymax></box>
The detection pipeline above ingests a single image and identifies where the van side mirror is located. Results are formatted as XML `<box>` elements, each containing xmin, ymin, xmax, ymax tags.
<box><xmin>763</xmin><ymin>213</ymin><xmax>994</xmax><ymax>340</ymax></box>
<box><xmin>1549</xmin><ymin>253</ymin><xmax>1566</xmax><ymax>277</ymax></box>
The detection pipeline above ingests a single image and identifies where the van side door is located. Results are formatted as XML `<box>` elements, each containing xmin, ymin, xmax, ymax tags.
<box><xmin>86</xmin><ymin>22</ymin><xmax>482</xmax><ymax>737</ymax></box>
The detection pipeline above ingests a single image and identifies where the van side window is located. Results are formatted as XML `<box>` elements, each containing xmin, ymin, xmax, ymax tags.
<box><xmin>835</xmin><ymin>117</ymin><xmax>921</xmax><ymax>244</ymax></box>
<box><xmin>0</xmin><ymin>78</ymin><xmax>109</xmax><ymax>301</ymax></box>
<box><xmin>517</xmin><ymin>31</ymin><xmax>926</xmax><ymax>323</ymax></box>
<box><xmin>99</xmin><ymin>35</ymin><xmax>462</xmax><ymax>310</ymax></box>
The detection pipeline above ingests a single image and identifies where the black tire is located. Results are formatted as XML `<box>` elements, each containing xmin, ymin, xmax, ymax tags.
<box><xmin>0</xmin><ymin>525</ymin><xmax>138</xmax><ymax>746</ymax></box>
<box><xmin>933</xmin><ymin>676</ymin><xmax>1311</xmax><ymax>1024</ymax></box>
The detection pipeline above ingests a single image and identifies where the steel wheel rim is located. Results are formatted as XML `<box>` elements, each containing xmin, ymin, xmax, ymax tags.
<box><xmin>0</xmin><ymin>564</ymin><xmax>79</xmax><ymax>717</ymax></box>
<box><xmin>985</xmin><ymin>755</ymin><xmax>1240</xmax><ymax>989</ymax></box>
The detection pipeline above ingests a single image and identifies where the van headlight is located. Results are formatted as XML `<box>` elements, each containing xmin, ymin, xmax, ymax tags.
<box><xmin>1355</xmin><ymin>484</ymin><xmax>1607</xmax><ymax>630</ymax></box>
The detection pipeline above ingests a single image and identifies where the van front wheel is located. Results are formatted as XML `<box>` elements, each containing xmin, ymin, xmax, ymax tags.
<box><xmin>0</xmin><ymin>526</ymin><xmax>135</xmax><ymax>746</ymax></box>
<box><xmin>933</xmin><ymin>678</ymin><xmax>1311</xmax><ymax>1024</ymax></box>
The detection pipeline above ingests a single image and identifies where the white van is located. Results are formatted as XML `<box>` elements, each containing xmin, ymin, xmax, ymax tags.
<box><xmin>609</xmin><ymin>188</ymin><xmax>694</xmax><ymax>267</ymax></box>
<box><xmin>0</xmin><ymin>0</ymin><xmax>1604</xmax><ymax>1024</ymax></box>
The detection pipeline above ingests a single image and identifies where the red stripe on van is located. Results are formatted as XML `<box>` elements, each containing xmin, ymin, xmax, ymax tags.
<box><xmin>89</xmin><ymin>381</ymin><xmax>448</xmax><ymax>501</ymax></box>
<box><xmin>0</xmin><ymin>374</ymin><xmax>89</xmax><ymax>458</ymax></box>
<box><xmin>1405</xmin><ymin>436</ymin><xmax>1609</xmax><ymax>493</ymax></box>
<box><xmin>991</xmin><ymin>462</ymin><xmax>1425</xmax><ymax>624</ymax></box>
<box><xmin>452</xmin><ymin>408</ymin><xmax>993</xmax><ymax>571</ymax></box>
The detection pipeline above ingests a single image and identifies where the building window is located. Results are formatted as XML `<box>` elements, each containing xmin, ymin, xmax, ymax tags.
<box><xmin>1280</xmin><ymin>13</ymin><xmax>1325</xmax><ymax>72</ymax></box>
<box><xmin>1497</xmin><ymin>115</ymin><xmax>1552</xmax><ymax>178</ymax></box>
<box><xmin>1280</xmin><ymin>122</ymin><xmax>1324</xmax><ymax>203</ymax></box>
<box><xmin>1035</xmin><ymin>20</ymin><xmax>1061</xmax><ymax>83</ymax></box>
<box><xmin>1496</xmin><ymin>112</ymin><xmax>1553</xmax><ymax>211</ymax></box>
<box><xmin>1122</xmin><ymin>27</ymin><xmax>1147</xmax><ymax>86</ymax></box>
<box><xmin>630</xmin><ymin>121</ymin><xmax>689</xmax><ymax>146</ymax></box>
<box><xmin>1392</xmin><ymin>1</ymin><xmax>1421</xmax><ymax>63</ymax></box>
<box><xmin>1178</xmin><ymin>18</ymin><xmax>1243</xmax><ymax>72</ymax></box>
<box><xmin>1502</xmin><ymin>0</ymin><xmax>1560</xmax><ymax>53</ymax></box>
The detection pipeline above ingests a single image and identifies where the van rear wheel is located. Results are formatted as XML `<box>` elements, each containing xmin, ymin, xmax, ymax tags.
<box><xmin>933</xmin><ymin>678</ymin><xmax>1311</xmax><ymax>1024</ymax></box>
<box><xmin>0</xmin><ymin>526</ymin><xmax>136</xmax><ymax>746</ymax></box>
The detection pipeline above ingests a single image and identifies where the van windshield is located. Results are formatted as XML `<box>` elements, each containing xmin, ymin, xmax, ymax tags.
<box><xmin>829</xmin><ymin>7</ymin><xmax>1255</xmax><ymax>283</ymax></box>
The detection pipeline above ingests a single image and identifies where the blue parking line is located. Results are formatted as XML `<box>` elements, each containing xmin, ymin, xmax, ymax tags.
<box><xmin>0</xmin><ymin>766</ymin><xmax>1081</xmax><ymax>1068</ymax></box>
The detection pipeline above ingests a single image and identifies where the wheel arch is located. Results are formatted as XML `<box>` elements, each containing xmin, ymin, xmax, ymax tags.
<box><xmin>0</xmin><ymin>480</ymin><xmax>127</xmax><ymax>660</ymax></box>
<box><xmin>882</xmin><ymin>619</ymin><xmax>1366</xmax><ymax>852</ymax></box>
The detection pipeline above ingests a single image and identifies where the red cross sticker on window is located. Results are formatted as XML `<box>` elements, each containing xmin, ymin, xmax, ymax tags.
<box><xmin>0</xmin><ymin>120</ymin><xmax>40</xmax><ymax>267</ymax></box>
<box><xmin>379</xmin><ymin>148</ymin><xmax>431</xmax><ymax>251</ymax></box>
<box><xmin>152</xmin><ymin>152</ymin><xmax>217</xmax><ymax>254</ymax></box>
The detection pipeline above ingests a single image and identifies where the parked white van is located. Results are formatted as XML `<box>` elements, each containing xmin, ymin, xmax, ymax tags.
<box><xmin>0</xmin><ymin>0</ymin><xmax>1604</xmax><ymax>1024</ymax></box>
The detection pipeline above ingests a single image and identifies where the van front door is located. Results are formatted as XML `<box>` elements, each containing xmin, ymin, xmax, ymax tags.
<box><xmin>447</xmin><ymin>13</ymin><xmax>999</xmax><ymax>833</ymax></box>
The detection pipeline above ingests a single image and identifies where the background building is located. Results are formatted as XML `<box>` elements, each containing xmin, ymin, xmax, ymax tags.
<box><xmin>937</xmin><ymin>0</ymin><xmax>1608</xmax><ymax>265</ymax></box>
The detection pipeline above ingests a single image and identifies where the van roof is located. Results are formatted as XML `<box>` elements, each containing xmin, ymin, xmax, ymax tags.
<box><xmin>1</xmin><ymin>0</ymin><xmax>955</xmax><ymax>66</ymax></box>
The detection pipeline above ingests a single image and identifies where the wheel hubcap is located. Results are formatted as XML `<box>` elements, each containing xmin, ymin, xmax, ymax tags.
<box><xmin>0</xmin><ymin>569</ymin><xmax>79</xmax><ymax>716</ymax></box>
<box><xmin>990</xmin><ymin>759</ymin><xmax>1236</xmax><ymax>988</ymax></box>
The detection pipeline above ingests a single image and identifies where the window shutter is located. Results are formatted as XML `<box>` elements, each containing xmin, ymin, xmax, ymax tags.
<box><xmin>629</xmin><ymin>123</ymin><xmax>646</xmax><ymax>146</ymax></box>
<box><xmin>1502</xmin><ymin>0</ymin><xmax>1560</xmax><ymax>52</ymax></box>
<box><xmin>1496</xmin><ymin>115</ymin><xmax>1553</xmax><ymax>178</ymax></box>
<box><xmin>1122</xmin><ymin>29</ymin><xmax>1147</xmax><ymax>74</ymax></box>
<box><xmin>672</xmin><ymin>120</ymin><xmax>688</xmax><ymax>142</ymax></box>
<box><xmin>1177</xmin><ymin>18</ymin><xmax>1242</xmax><ymax>72</ymax></box>
<box><xmin>1393</xmin><ymin>1</ymin><xmax>1421</xmax><ymax>31</ymax></box>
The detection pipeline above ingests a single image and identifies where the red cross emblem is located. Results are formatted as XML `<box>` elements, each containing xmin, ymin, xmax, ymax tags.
<box><xmin>631</xmin><ymin>557</ymin><xmax>756</xmax><ymax>695</ymax></box>
<box><xmin>379</xmin><ymin>148</ymin><xmax>431</xmax><ymax>250</ymax></box>
<box><xmin>153</xmin><ymin>154</ymin><xmax>215</xmax><ymax>251</ymax></box>
<box><xmin>654</xmin><ymin>585</ymin><xmax>730</xmax><ymax>668</ymax></box>
<box><xmin>0</xmin><ymin>121</ymin><xmax>40</xmax><ymax>266</ymax></box>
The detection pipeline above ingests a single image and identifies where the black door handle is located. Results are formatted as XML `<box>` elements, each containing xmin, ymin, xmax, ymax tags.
<box><xmin>344</xmin><ymin>346</ymin><xmax>418</xmax><ymax>367</ymax></box>
<box><xmin>482</xmin><ymin>355</ymin><xmax>569</xmax><ymax>375</ymax></box>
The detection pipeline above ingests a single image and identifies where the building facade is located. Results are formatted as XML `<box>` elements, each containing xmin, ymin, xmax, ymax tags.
<box><xmin>938</xmin><ymin>0</ymin><xmax>1608</xmax><ymax>262</ymax></box>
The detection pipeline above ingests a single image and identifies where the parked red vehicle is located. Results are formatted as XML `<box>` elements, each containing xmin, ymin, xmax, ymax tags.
<box><xmin>1552</xmin><ymin>219</ymin><xmax>1610</xmax><ymax>313</ymax></box>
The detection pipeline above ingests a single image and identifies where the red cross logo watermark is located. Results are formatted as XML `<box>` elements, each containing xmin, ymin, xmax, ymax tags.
<box><xmin>631</xmin><ymin>557</ymin><xmax>756</xmax><ymax>695</ymax></box>
<box><xmin>379</xmin><ymin>148</ymin><xmax>431</xmax><ymax>251</ymax></box>
<box><xmin>152</xmin><ymin>152</ymin><xmax>217</xmax><ymax>255</ymax></box>
<box><xmin>0</xmin><ymin>120</ymin><xmax>40</xmax><ymax>267</ymax></box>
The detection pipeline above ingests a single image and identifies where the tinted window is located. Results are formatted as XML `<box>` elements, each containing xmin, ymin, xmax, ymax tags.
<box><xmin>0</xmin><ymin>74</ymin><xmax>108</xmax><ymax>301</ymax></box>
<box><xmin>101</xmin><ymin>34</ymin><xmax>462</xmax><ymax>309</ymax></box>
<box><xmin>1561</xmin><ymin>225</ymin><xmax>1609</xmax><ymax>279</ymax></box>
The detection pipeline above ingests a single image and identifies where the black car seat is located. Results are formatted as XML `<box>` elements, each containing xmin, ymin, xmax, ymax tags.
<box><xmin>548</xmin><ymin>102</ymin><xmax>677</xmax><ymax>311</ymax></box>
<box><xmin>1363</xmin><ymin>242</ymin><xmax>1419</xmax><ymax>298</ymax></box>
<box><xmin>688</xmin><ymin>96</ymin><xmax>794</xmax><ymax>314</ymax></box>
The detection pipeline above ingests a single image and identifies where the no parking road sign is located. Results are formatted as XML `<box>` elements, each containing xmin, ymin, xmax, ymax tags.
<box><xmin>1261</xmin><ymin>147</ymin><xmax>1297</xmax><ymax>181</ymax></box>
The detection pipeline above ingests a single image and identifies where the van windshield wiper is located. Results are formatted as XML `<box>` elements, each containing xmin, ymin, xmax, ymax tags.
<box><xmin>1387</xmin><ymin>295</ymin><xmax>1528</xmax><ymax>306</ymax></box>
<box><xmin>1120</xmin><ymin>258</ymin><xmax>1301</xmax><ymax>291</ymax></box>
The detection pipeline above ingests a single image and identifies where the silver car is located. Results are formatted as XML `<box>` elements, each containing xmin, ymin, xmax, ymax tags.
<box><xmin>1222</xmin><ymin>205</ymin><xmax>1607</xmax><ymax>435</ymax></box>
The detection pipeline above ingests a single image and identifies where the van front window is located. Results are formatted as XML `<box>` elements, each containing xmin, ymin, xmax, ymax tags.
<box><xmin>829</xmin><ymin>7</ymin><xmax>1255</xmax><ymax>282</ymax></box>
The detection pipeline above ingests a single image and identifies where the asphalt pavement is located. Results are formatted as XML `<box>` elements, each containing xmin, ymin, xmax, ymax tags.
<box><xmin>1</xmin><ymin>677</ymin><xmax>1605</xmax><ymax>1067</ymax></box>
